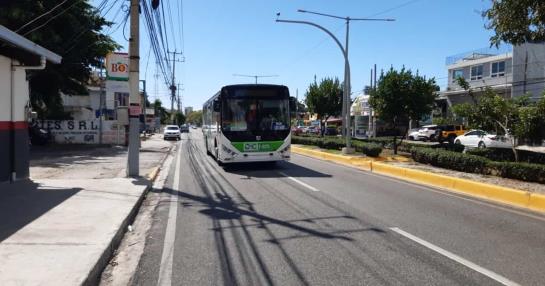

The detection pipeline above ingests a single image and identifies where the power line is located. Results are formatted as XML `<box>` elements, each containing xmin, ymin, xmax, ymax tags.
<box><xmin>178</xmin><ymin>0</ymin><xmax>185</xmax><ymax>53</ymax></box>
<box><xmin>166</xmin><ymin>0</ymin><xmax>177</xmax><ymax>51</ymax></box>
<box><xmin>15</xmin><ymin>0</ymin><xmax>70</xmax><ymax>33</ymax></box>
<box><xmin>364</xmin><ymin>0</ymin><xmax>423</xmax><ymax>18</ymax></box>
<box><xmin>23</xmin><ymin>0</ymin><xmax>82</xmax><ymax>36</ymax></box>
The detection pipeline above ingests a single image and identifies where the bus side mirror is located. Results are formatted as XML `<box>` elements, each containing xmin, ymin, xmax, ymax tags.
<box><xmin>213</xmin><ymin>100</ymin><xmax>221</xmax><ymax>112</ymax></box>
<box><xmin>289</xmin><ymin>97</ymin><xmax>296</xmax><ymax>112</ymax></box>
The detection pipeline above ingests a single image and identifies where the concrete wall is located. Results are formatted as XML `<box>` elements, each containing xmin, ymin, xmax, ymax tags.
<box><xmin>512</xmin><ymin>43</ymin><xmax>545</xmax><ymax>100</ymax></box>
<box><xmin>33</xmin><ymin>120</ymin><xmax>126</xmax><ymax>145</ymax></box>
<box><xmin>0</xmin><ymin>55</ymin><xmax>30</xmax><ymax>182</ymax></box>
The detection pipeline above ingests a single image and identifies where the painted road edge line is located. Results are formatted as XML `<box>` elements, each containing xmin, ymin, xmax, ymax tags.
<box><xmin>157</xmin><ymin>141</ymin><xmax>182</xmax><ymax>286</ymax></box>
<box><xmin>389</xmin><ymin>227</ymin><xmax>520</xmax><ymax>286</ymax></box>
<box><xmin>278</xmin><ymin>171</ymin><xmax>320</xmax><ymax>192</ymax></box>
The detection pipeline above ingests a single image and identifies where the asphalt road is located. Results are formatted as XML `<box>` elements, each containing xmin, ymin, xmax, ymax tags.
<box><xmin>133</xmin><ymin>129</ymin><xmax>545</xmax><ymax>286</ymax></box>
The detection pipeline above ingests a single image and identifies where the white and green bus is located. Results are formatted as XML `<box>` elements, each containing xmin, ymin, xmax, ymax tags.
<box><xmin>203</xmin><ymin>84</ymin><xmax>295</xmax><ymax>164</ymax></box>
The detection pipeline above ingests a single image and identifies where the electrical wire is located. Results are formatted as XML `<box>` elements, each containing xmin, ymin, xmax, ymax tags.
<box><xmin>166</xmin><ymin>0</ymin><xmax>177</xmax><ymax>51</ymax></box>
<box><xmin>178</xmin><ymin>0</ymin><xmax>185</xmax><ymax>53</ymax></box>
<box><xmin>15</xmin><ymin>0</ymin><xmax>70</xmax><ymax>33</ymax></box>
<box><xmin>23</xmin><ymin>0</ymin><xmax>82</xmax><ymax>36</ymax></box>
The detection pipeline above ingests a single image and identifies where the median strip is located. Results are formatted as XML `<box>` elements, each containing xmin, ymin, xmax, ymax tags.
<box><xmin>292</xmin><ymin>146</ymin><xmax>545</xmax><ymax>213</ymax></box>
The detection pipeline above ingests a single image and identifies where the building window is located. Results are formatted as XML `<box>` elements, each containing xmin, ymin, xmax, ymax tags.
<box><xmin>470</xmin><ymin>65</ymin><xmax>483</xmax><ymax>80</ymax></box>
<box><xmin>491</xmin><ymin>61</ymin><xmax>505</xmax><ymax>77</ymax></box>
<box><xmin>452</xmin><ymin>69</ymin><xmax>464</xmax><ymax>83</ymax></box>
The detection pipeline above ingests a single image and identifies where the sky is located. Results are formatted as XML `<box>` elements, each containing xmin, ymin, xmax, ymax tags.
<box><xmin>93</xmin><ymin>0</ymin><xmax>497</xmax><ymax>111</ymax></box>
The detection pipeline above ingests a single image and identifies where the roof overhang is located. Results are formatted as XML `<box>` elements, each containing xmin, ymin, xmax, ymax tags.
<box><xmin>0</xmin><ymin>24</ymin><xmax>62</xmax><ymax>64</ymax></box>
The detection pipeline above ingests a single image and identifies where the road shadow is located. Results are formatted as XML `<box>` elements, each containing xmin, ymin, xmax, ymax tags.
<box><xmin>223</xmin><ymin>161</ymin><xmax>332</xmax><ymax>179</ymax></box>
<box><xmin>0</xmin><ymin>179</ymin><xmax>82</xmax><ymax>242</ymax></box>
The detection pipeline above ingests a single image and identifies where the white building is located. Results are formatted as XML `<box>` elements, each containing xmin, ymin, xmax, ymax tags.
<box><xmin>0</xmin><ymin>25</ymin><xmax>61</xmax><ymax>182</ymax></box>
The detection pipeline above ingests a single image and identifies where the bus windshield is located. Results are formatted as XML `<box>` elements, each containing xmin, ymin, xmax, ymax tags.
<box><xmin>222</xmin><ymin>98</ymin><xmax>289</xmax><ymax>140</ymax></box>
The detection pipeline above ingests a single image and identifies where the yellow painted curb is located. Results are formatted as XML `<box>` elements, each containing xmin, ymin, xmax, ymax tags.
<box><xmin>292</xmin><ymin>146</ymin><xmax>545</xmax><ymax>213</ymax></box>
<box><xmin>146</xmin><ymin>166</ymin><xmax>160</xmax><ymax>181</ymax></box>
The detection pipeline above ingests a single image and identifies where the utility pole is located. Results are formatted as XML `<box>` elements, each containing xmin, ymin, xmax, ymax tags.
<box><xmin>296</xmin><ymin>88</ymin><xmax>299</xmax><ymax>122</ymax></box>
<box><xmin>99</xmin><ymin>59</ymin><xmax>105</xmax><ymax>144</ymax></box>
<box><xmin>233</xmin><ymin>74</ymin><xmax>278</xmax><ymax>84</ymax></box>
<box><xmin>168</xmin><ymin>51</ymin><xmax>183</xmax><ymax>124</ymax></box>
<box><xmin>177</xmin><ymin>83</ymin><xmax>184</xmax><ymax>115</ymax></box>
<box><xmin>140</xmin><ymin>79</ymin><xmax>147</xmax><ymax>133</ymax></box>
<box><xmin>127</xmin><ymin>0</ymin><xmax>140</xmax><ymax>177</ymax></box>
<box><xmin>277</xmin><ymin>10</ymin><xmax>394</xmax><ymax>154</ymax></box>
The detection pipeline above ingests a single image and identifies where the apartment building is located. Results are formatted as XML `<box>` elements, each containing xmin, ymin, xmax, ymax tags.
<box><xmin>439</xmin><ymin>43</ymin><xmax>545</xmax><ymax>107</ymax></box>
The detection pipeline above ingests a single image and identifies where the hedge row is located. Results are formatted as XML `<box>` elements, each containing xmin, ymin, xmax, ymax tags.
<box><xmin>465</xmin><ymin>148</ymin><xmax>545</xmax><ymax>165</ymax></box>
<box><xmin>410</xmin><ymin>147</ymin><xmax>545</xmax><ymax>184</ymax></box>
<box><xmin>292</xmin><ymin>136</ymin><xmax>383</xmax><ymax>157</ymax></box>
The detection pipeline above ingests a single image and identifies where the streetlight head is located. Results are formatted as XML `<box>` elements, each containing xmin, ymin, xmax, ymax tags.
<box><xmin>297</xmin><ymin>9</ymin><xmax>307</xmax><ymax>13</ymax></box>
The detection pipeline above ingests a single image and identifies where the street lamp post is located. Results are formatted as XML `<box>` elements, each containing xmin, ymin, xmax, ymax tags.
<box><xmin>276</xmin><ymin>10</ymin><xmax>394</xmax><ymax>154</ymax></box>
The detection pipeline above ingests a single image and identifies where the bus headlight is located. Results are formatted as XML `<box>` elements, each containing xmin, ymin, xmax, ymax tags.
<box><xmin>280</xmin><ymin>145</ymin><xmax>290</xmax><ymax>153</ymax></box>
<box><xmin>222</xmin><ymin>144</ymin><xmax>237</xmax><ymax>157</ymax></box>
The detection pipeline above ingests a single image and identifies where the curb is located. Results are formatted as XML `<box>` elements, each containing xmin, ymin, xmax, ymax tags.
<box><xmin>83</xmin><ymin>143</ymin><xmax>174</xmax><ymax>286</ymax></box>
<box><xmin>292</xmin><ymin>146</ymin><xmax>545</xmax><ymax>213</ymax></box>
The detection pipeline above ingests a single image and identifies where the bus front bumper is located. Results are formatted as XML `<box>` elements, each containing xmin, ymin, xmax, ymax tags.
<box><xmin>219</xmin><ymin>151</ymin><xmax>290</xmax><ymax>163</ymax></box>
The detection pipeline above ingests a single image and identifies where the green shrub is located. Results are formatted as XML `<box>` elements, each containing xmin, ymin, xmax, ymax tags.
<box><xmin>353</xmin><ymin>141</ymin><xmax>382</xmax><ymax>157</ymax></box>
<box><xmin>410</xmin><ymin>147</ymin><xmax>489</xmax><ymax>173</ymax></box>
<box><xmin>411</xmin><ymin>147</ymin><xmax>545</xmax><ymax>183</ymax></box>
<box><xmin>490</xmin><ymin>161</ymin><xmax>545</xmax><ymax>183</ymax></box>
<box><xmin>292</xmin><ymin>135</ymin><xmax>383</xmax><ymax>157</ymax></box>
<box><xmin>466</xmin><ymin>148</ymin><xmax>545</xmax><ymax>164</ymax></box>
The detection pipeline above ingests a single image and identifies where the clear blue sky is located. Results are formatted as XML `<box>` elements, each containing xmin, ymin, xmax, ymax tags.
<box><xmin>94</xmin><ymin>0</ymin><xmax>497</xmax><ymax>111</ymax></box>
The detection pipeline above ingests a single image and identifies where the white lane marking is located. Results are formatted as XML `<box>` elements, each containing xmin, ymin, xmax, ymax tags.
<box><xmin>157</xmin><ymin>141</ymin><xmax>182</xmax><ymax>286</ymax></box>
<box><xmin>278</xmin><ymin>171</ymin><xmax>320</xmax><ymax>192</ymax></box>
<box><xmin>389</xmin><ymin>227</ymin><xmax>520</xmax><ymax>286</ymax></box>
<box><xmin>293</xmin><ymin>153</ymin><xmax>545</xmax><ymax>223</ymax></box>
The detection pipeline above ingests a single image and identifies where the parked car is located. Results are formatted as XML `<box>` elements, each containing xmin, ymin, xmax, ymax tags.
<box><xmin>179</xmin><ymin>124</ymin><xmax>189</xmax><ymax>133</ymax></box>
<box><xmin>291</xmin><ymin>125</ymin><xmax>305</xmax><ymax>135</ymax></box>
<box><xmin>407</xmin><ymin>128</ymin><xmax>421</xmax><ymax>141</ymax></box>
<box><xmin>163</xmin><ymin>125</ymin><xmax>181</xmax><ymax>140</ymax></box>
<box><xmin>305</xmin><ymin>126</ymin><xmax>320</xmax><ymax>135</ymax></box>
<box><xmin>417</xmin><ymin>125</ymin><xmax>439</xmax><ymax>141</ymax></box>
<box><xmin>439</xmin><ymin>124</ymin><xmax>467</xmax><ymax>143</ymax></box>
<box><xmin>454</xmin><ymin>130</ymin><xmax>512</xmax><ymax>149</ymax></box>
<box><xmin>324</xmin><ymin>127</ymin><xmax>338</xmax><ymax>136</ymax></box>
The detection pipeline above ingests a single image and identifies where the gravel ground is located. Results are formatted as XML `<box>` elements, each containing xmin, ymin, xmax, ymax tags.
<box><xmin>30</xmin><ymin>134</ymin><xmax>174</xmax><ymax>179</ymax></box>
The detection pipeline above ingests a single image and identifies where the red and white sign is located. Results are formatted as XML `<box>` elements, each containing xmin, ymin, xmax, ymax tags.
<box><xmin>106</xmin><ymin>52</ymin><xmax>129</xmax><ymax>81</ymax></box>
<box><xmin>129</xmin><ymin>103</ymin><xmax>141</xmax><ymax>116</ymax></box>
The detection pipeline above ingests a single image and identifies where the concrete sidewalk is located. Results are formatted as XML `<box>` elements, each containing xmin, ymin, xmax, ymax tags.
<box><xmin>0</xmin><ymin>134</ymin><xmax>174</xmax><ymax>285</ymax></box>
<box><xmin>0</xmin><ymin>178</ymin><xmax>149</xmax><ymax>285</ymax></box>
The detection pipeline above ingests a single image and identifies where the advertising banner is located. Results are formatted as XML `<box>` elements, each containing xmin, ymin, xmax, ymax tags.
<box><xmin>105</xmin><ymin>52</ymin><xmax>129</xmax><ymax>81</ymax></box>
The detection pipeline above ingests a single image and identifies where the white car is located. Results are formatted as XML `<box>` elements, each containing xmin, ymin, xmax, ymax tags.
<box><xmin>407</xmin><ymin>128</ymin><xmax>422</xmax><ymax>141</ymax></box>
<box><xmin>417</xmin><ymin>125</ymin><xmax>439</xmax><ymax>141</ymax></box>
<box><xmin>163</xmin><ymin>125</ymin><xmax>181</xmax><ymax>140</ymax></box>
<box><xmin>454</xmin><ymin>130</ymin><xmax>512</xmax><ymax>149</ymax></box>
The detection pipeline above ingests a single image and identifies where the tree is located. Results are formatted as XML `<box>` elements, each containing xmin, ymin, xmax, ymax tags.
<box><xmin>304</xmin><ymin>77</ymin><xmax>343</xmax><ymax>136</ymax></box>
<box><xmin>369</xmin><ymin>68</ymin><xmax>438</xmax><ymax>154</ymax></box>
<box><xmin>186</xmin><ymin>110</ymin><xmax>203</xmax><ymax>126</ymax></box>
<box><xmin>153</xmin><ymin>99</ymin><xmax>170</xmax><ymax>124</ymax></box>
<box><xmin>0</xmin><ymin>1</ymin><xmax>119</xmax><ymax>119</ymax></box>
<box><xmin>452</xmin><ymin>80</ymin><xmax>545</xmax><ymax>161</ymax></box>
<box><xmin>484</xmin><ymin>0</ymin><xmax>545</xmax><ymax>46</ymax></box>
<box><xmin>175</xmin><ymin>112</ymin><xmax>186</xmax><ymax>125</ymax></box>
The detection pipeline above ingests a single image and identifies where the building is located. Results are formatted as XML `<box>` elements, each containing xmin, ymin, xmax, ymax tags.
<box><xmin>0</xmin><ymin>25</ymin><xmax>61</xmax><ymax>182</ymax></box>
<box><xmin>439</xmin><ymin>43</ymin><xmax>545</xmax><ymax>108</ymax></box>
<box><xmin>184</xmin><ymin>106</ymin><xmax>193</xmax><ymax>115</ymax></box>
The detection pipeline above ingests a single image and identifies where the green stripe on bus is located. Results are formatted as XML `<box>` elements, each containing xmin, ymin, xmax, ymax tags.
<box><xmin>231</xmin><ymin>141</ymin><xmax>284</xmax><ymax>152</ymax></box>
